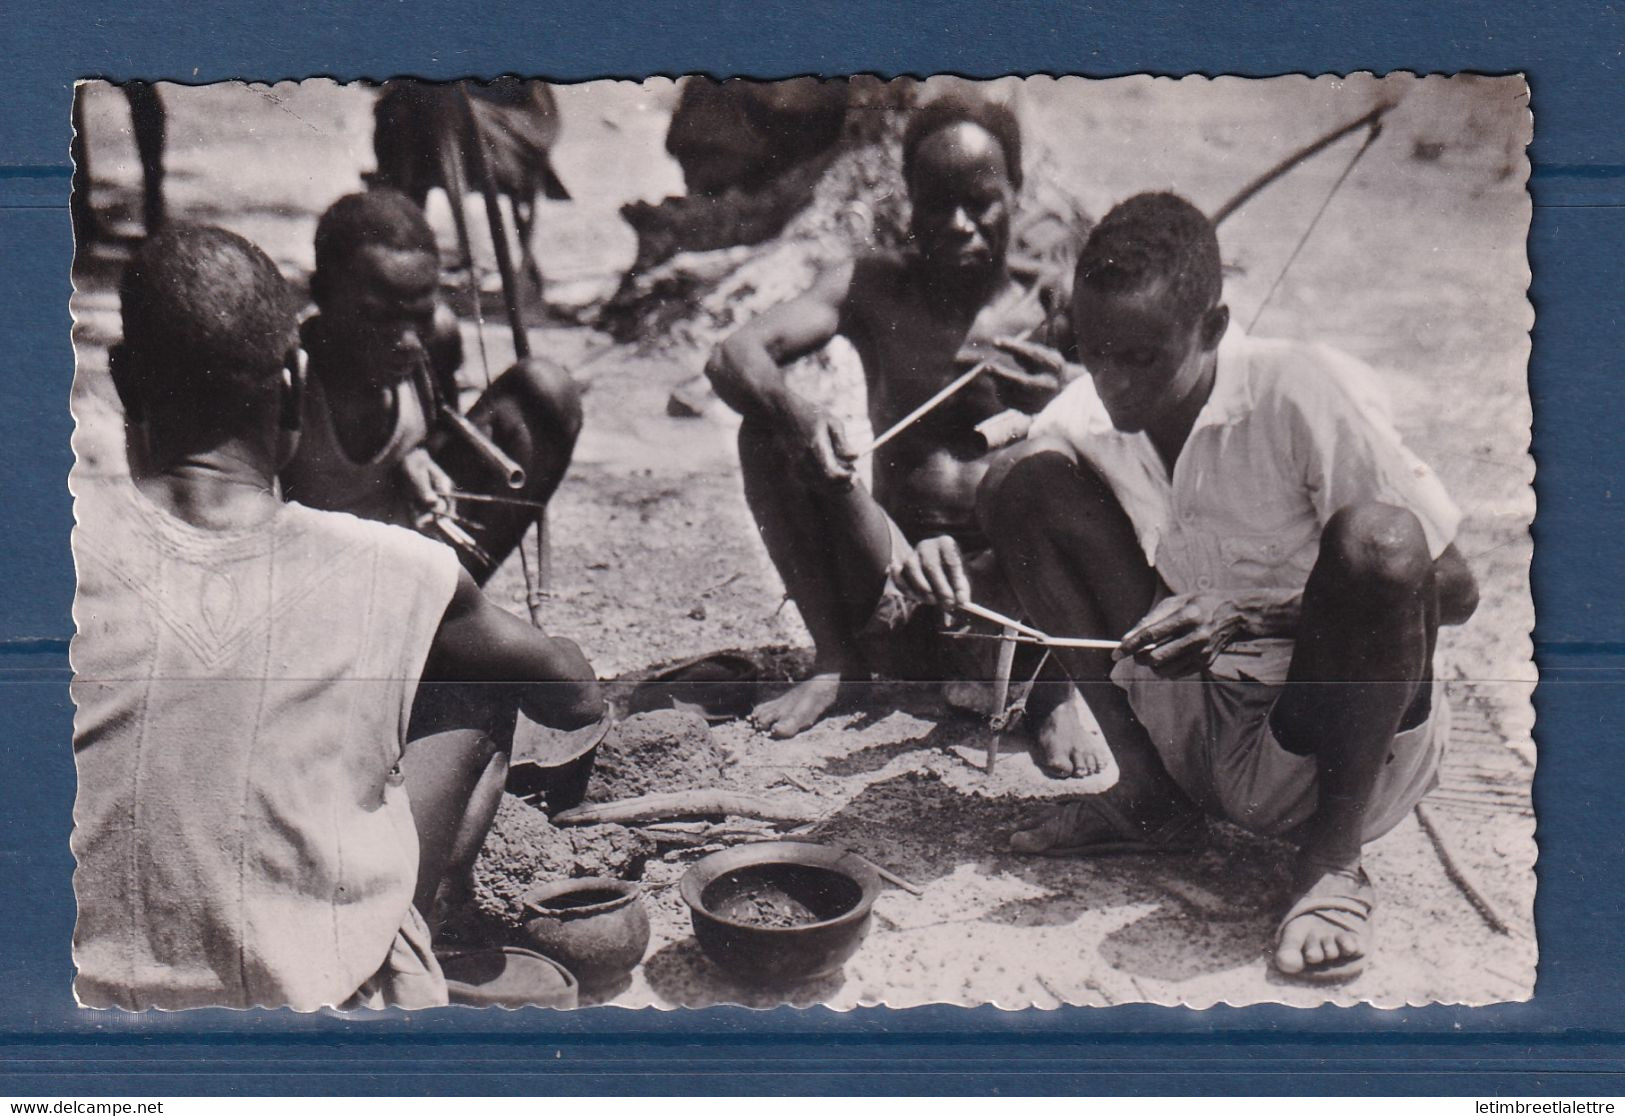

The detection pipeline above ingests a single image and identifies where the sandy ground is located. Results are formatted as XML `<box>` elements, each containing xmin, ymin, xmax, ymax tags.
<box><xmin>70</xmin><ymin>74</ymin><xmax>1536</xmax><ymax>1009</ymax></box>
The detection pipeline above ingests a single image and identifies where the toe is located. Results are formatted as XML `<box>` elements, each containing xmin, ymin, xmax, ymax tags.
<box><xmin>1336</xmin><ymin>931</ymin><xmax>1362</xmax><ymax>959</ymax></box>
<box><xmin>1275</xmin><ymin>916</ymin><xmax>1312</xmax><ymax>973</ymax></box>
<box><xmin>1273</xmin><ymin>937</ymin><xmax>1305</xmax><ymax>975</ymax></box>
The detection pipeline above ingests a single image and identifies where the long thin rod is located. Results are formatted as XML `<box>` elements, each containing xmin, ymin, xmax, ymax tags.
<box><xmin>457</xmin><ymin>83</ymin><xmax>531</xmax><ymax>361</ymax></box>
<box><xmin>1210</xmin><ymin>101</ymin><xmax>1395</xmax><ymax>225</ymax></box>
<box><xmin>450</xmin><ymin>488</ymin><xmax>550</xmax><ymax>511</ymax></box>
<box><xmin>955</xmin><ymin>599</ymin><xmax>1060</xmax><ymax>643</ymax></box>
<box><xmin>945</xmin><ymin>628</ymin><xmax>1264</xmax><ymax>656</ymax></box>
<box><xmin>456</xmin><ymin>82</ymin><xmax>549</xmax><ymax>602</ymax></box>
<box><xmin>1245</xmin><ymin>120</ymin><xmax>1385</xmax><ymax>333</ymax></box>
<box><xmin>855</xmin><ymin>359</ymin><xmax>992</xmax><ymax>461</ymax></box>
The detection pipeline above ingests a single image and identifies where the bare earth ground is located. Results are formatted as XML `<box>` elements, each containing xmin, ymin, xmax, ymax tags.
<box><xmin>70</xmin><ymin>75</ymin><xmax>1536</xmax><ymax>1009</ymax></box>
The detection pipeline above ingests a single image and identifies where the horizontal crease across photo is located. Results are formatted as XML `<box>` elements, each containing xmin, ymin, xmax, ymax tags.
<box><xmin>66</xmin><ymin>72</ymin><xmax>1535</xmax><ymax>1012</ymax></box>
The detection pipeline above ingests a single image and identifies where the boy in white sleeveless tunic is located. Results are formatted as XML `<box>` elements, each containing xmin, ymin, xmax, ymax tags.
<box><xmin>71</xmin><ymin>227</ymin><xmax>602</xmax><ymax>1010</ymax></box>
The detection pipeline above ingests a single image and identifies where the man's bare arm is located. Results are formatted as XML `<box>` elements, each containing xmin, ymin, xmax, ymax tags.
<box><xmin>705</xmin><ymin>259</ymin><xmax>854</xmax><ymax>425</ymax></box>
<box><xmin>424</xmin><ymin>568</ymin><xmax>604</xmax><ymax>729</ymax></box>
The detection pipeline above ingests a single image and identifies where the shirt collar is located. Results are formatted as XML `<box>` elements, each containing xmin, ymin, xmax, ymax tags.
<box><xmin>1189</xmin><ymin>324</ymin><xmax>1253</xmax><ymax>433</ymax></box>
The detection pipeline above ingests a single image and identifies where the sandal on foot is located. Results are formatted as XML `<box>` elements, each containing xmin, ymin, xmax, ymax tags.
<box><xmin>1273</xmin><ymin>865</ymin><xmax>1375</xmax><ymax>984</ymax></box>
<box><xmin>1008</xmin><ymin>796</ymin><xmax>1208</xmax><ymax>857</ymax></box>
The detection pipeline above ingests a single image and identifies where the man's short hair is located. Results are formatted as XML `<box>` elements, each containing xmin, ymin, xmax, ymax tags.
<box><xmin>312</xmin><ymin>188</ymin><xmax>437</xmax><ymax>282</ymax></box>
<box><xmin>1074</xmin><ymin>192</ymin><xmax>1222</xmax><ymax>324</ymax></box>
<box><xmin>118</xmin><ymin>224</ymin><xmax>296</xmax><ymax>427</ymax></box>
<box><xmin>902</xmin><ymin>94</ymin><xmax>1023</xmax><ymax>192</ymax></box>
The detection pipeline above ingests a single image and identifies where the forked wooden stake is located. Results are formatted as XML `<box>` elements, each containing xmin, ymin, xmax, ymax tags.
<box><xmin>986</xmin><ymin>626</ymin><xmax>1018</xmax><ymax>774</ymax></box>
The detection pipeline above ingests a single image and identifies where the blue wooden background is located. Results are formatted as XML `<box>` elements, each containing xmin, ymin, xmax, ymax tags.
<box><xmin>2</xmin><ymin>0</ymin><xmax>1621</xmax><ymax>1094</ymax></box>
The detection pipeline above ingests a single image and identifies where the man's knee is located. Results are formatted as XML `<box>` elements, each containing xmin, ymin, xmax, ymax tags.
<box><xmin>737</xmin><ymin>415</ymin><xmax>802</xmax><ymax>481</ymax></box>
<box><xmin>1320</xmin><ymin>503</ymin><xmax>1432</xmax><ymax>598</ymax></box>
<box><xmin>504</xmin><ymin>357</ymin><xmax>583</xmax><ymax>441</ymax></box>
<box><xmin>975</xmin><ymin>441</ymin><xmax>1083</xmax><ymax>537</ymax></box>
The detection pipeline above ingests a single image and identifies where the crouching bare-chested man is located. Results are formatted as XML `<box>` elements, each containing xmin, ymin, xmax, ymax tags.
<box><xmin>705</xmin><ymin>96</ymin><xmax>1061</xmax><ymax>738</ymax></box>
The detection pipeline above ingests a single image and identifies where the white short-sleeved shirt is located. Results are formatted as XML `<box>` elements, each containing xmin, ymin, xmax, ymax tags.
<box><xmin>1028</xmin><ymin>328</ymin><xmax>1461</xmax><ymax>598</ymax></box>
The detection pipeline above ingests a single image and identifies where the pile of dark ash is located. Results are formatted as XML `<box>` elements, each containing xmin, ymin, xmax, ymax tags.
<box><xmin>585</xmin><ymin>708</ymin><xmax>728</xmax><ymax>803</ymax></box>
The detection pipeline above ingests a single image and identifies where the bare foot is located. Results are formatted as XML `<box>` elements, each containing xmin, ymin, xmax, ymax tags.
<box><xmin>1273</xmin><ymin>860</ymin><xmax>1373</xmax><ymax>982</ymax></box>
<box><xmin>942</xmin><ymin>679</ymin><xmax>998</xmax><ymax>716</ymax></box>
<box><xmin>749</xmin><ymin>671</ymin><xmax>842</xmax><ymax>738</ymax></box>
<box><xmin>1034</xmin><ymin>688</ymin><xmax>1117</xmax><ymax>780</ymax></box>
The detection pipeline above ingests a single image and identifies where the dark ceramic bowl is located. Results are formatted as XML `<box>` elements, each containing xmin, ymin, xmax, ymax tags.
<box><xmin>521</xmin><ymin>877</ymin><xmax>650</xmax><ymax>990</ymax></box>
<box><xmin>679</xmin><ymin>841</ymin><xmax>880</xmax><ymax>986</ymax></box>
<box><xmin>439</xmin><ymin>946</ymin><xmax>579</xmax><ymax>1009</ymax></box>
<box><xmin>506</xmin><ymin>711</ymin><xmax>613</xmax><ymax>814</ymax></box>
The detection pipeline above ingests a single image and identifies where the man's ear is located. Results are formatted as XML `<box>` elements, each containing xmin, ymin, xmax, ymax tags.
<box><xmin>273</xmin><ymin>347</ymin><xmax>306</xmax><ymax>472</ymax></box>
<box><xmin>107</xmin><ymin>341</ymin><xmax>144</xmax><ymax>424</ymax></box>
<box><xmin>278</xmin><ymin>347</ymin><xmax>306</xmax><ymax>433</ymax></box>
<box><xmin>1200</xmin><ymin>303</ymin><xmax>1230</xmax><ymax>351</ymax></box>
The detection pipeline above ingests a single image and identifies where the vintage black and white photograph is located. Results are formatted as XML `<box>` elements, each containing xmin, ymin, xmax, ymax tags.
<box><xmin>67</xmin><ymin>73</ymin><xmax>1534</xmax><ymax>1011</ymax></box>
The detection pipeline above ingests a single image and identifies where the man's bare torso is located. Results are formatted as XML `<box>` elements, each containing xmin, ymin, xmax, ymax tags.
<box><xmin>838</xmin><ymin>251</ymin><xmax>1051</xmax><ymax>542</ymax></box>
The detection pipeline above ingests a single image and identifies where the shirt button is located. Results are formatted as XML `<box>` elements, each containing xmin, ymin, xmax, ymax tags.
<box><xmin>1196</xmin><ymin>575</ymin><xmax>1212</xmax><ymax>590</ymax></box>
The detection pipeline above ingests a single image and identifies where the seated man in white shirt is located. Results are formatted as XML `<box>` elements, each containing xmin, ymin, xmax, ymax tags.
<box><xmin>902</xmin><ymin>192</ymin><xmax>1479</xmax><ymax>983</ymax></box>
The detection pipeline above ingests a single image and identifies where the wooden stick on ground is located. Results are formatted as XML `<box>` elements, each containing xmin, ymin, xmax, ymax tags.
<box><xmin>847</xmin><ymin>853</ymin><xmax>926</xmax><ymax>897</ymax></box>
<box><xmin>1414</xmin><ymin>801</ymin><xmax>1522</xmax><ymax>938</ymax></box>
<box><xmin>553</xmin><ymin>790</ymin><xmax>819</xmax><ymax>827</ymax></box>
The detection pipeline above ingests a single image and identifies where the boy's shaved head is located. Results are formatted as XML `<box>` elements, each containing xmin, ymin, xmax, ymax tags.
<box><xmin>903</xmin><ymin>94</ymin><xmax>1023</xmax><ymax>192</ymax></box>
<box><xmin>1075</xmin><ymin>192</ymin><xmax>1222</xmax><ymax>325</ymax></box>
<box><xmin>313</xmin><ymin>188</ymin><xmax>437</xmax><ymax>284</ymax></box>
<box><xmin>118</xmin><ymin>224</ymin><xmax>297</xmax><ymax>430</ymax></box>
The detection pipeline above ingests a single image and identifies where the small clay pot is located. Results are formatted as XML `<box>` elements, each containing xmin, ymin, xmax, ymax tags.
<box><xmin>521</xmin><ymin>877</ymin><xmax>650</xmax><ymax>990</ymax></box>
<box><xmin>439</xmin><ymin>946</ymin><xmax>579</xmax><ymax>1009</ymax></box>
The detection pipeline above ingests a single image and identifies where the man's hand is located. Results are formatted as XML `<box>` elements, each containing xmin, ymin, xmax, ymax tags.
<box><xmin>401</xmin><ymin>445</ymin><xmax>455</xmax><ymax>516</ymax></box>
<box><xmin>989</xmin><ymin>336</ymin><xmax>1066</xmax><ymax>376</ymax></box>
<box><xmin>1116</xmin><ymin>593</ymin><xmax>1248</xmax><ymax>678</ymax></box>
<box><xmin>902</xmin><ymin>535</ymin><xmax>972</xmax><ymax>616</ymax></box>
<box><xmin>972</xmin><ymin>335</ymin><xmax>1086</xmax><ymax>413</ymax></box>
<box><xmin>1117</xmin><ymin>589</ymin><xmax>1300</xmax><ymax>678</ymax></box>
<box><xmin>787</xmin><ymin>408</ymin><xmax>858</xmax><ymax>488</ymax></box>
